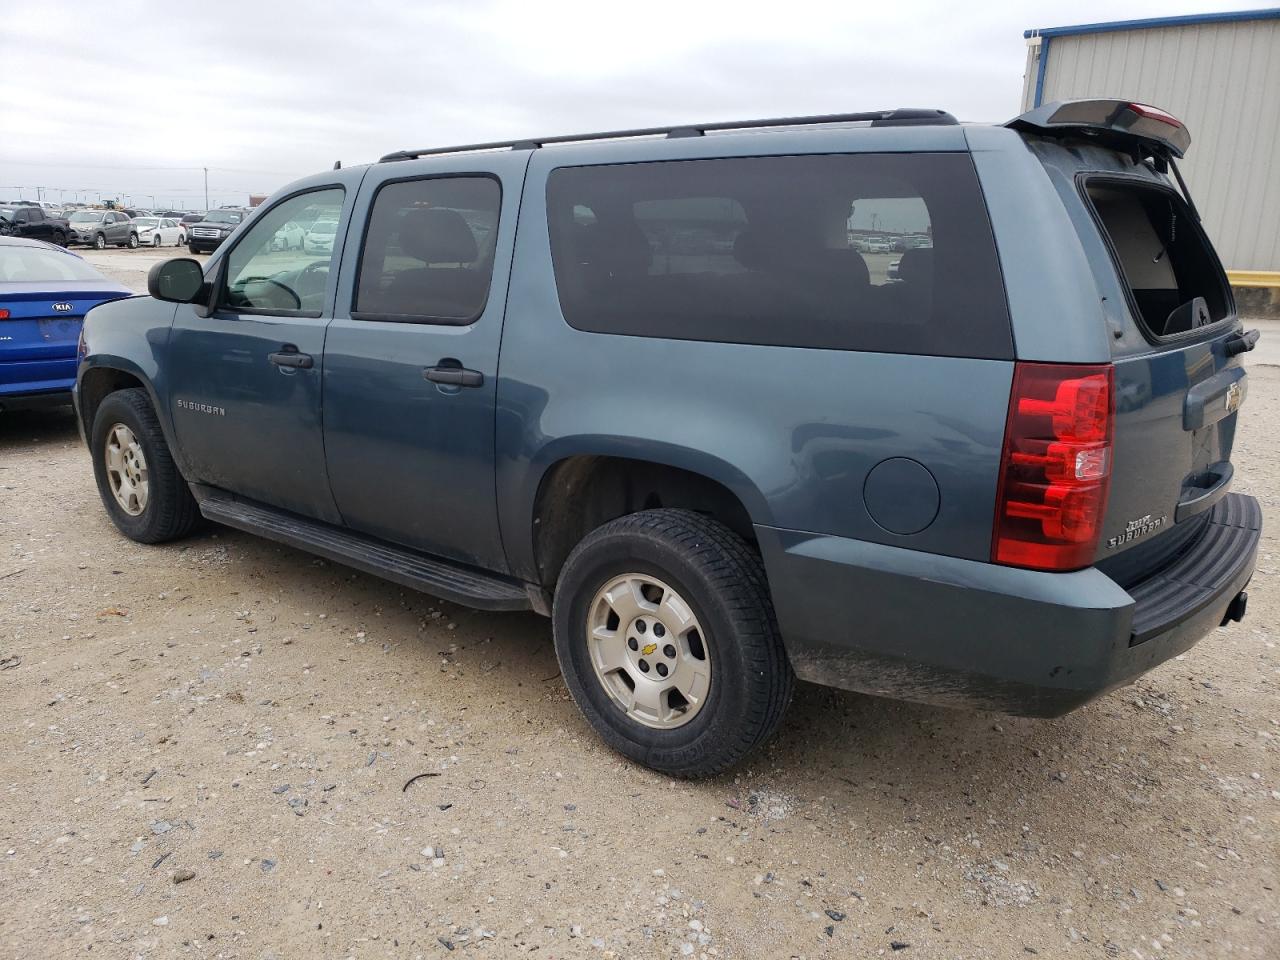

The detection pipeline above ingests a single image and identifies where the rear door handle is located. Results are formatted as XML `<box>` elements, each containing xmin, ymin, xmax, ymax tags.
<box><xmin>269</xmin><ymin>346</ymin><xmax>313</xmax><ymax>369</ymax></box>
<box><xmin>423</xmin><ymin>363</ymin><xmax>483</xmax><ymax>387</ymax></box>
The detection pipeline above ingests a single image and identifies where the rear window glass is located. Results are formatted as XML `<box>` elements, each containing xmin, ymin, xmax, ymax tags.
<box><xmin>0</xmin><ymin>245</ymin><xmax>106</xmax><ymax>283</ymax></box>
<box><xmin>354</xmin><ymin>176</ymin><xmax>501</xmax><ymax>324</ymax></box>
<box><xmin>1085</xmin><ymin>180</ymin><xmax>1230</xmax><ymax>337</ymax></box>
<box><xmin>546</xmin><ymin>153</ymin><xmax>1011</xmax><ymax>358</ymax></box>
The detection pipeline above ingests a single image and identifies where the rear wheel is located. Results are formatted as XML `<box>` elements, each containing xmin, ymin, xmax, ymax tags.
<box><xmin>552</xmin><ymin>509</ymin><xmax>793</xmax><ymax>778</ymax></box>
<box><xmin>53</xmin><ymin>231</ymin><xmax>68</xmax><ymax>247</ymax></box>
<box><xmin>90</xmin><ymin>389</ymin><xmax>199</xmax><ymax>544</ymax></box>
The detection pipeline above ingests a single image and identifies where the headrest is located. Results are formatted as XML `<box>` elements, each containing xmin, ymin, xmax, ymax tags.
<box><xmin>897</xmin><ymin>247</ymin><xmax>933</xmax><ymax>283</ymax></box>
<box><xmin>399</xmin><ymin>208</ymin><xmax>478</xmax><ymax>264</ymax></box>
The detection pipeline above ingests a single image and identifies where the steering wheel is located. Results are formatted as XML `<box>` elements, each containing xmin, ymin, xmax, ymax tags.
<box><xmin>241</xmin><ymin>276</ymin><xmax>301</xmax><ymax>311</ymax></box>
<box><xmin>294</xmin><ymin>260</ymin><xmax>330</xmax><ymax>304</ymax></box>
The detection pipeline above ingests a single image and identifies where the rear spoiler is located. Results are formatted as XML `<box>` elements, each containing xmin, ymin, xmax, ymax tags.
<box><xmin>1007</xmin><ymin>99</ymin><xmax>1191</xmax><ymax>161</ymax></box>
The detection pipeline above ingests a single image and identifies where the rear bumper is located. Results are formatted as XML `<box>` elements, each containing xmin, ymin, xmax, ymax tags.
<box><xmin>758</xmin><ymin>493</ymin><xmax>1261</xmax><ymax>717</ymax></box>
<box><xmin>0</xmin><ymin>358</ymin><xmax>76</xmax><ymax>408</ymax></box>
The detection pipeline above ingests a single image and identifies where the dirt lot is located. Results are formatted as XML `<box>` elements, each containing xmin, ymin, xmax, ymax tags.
<box><xmin>1</xmin><ymin>247</ymin><xmax>1277</xmax><ymax>959</ymax></box>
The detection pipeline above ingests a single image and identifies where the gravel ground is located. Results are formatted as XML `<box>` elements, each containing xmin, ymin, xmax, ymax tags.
<box><xmin>1</xmin><ymin>247</ymin><xmax>1277</xmax><ymax>959</ymax></box>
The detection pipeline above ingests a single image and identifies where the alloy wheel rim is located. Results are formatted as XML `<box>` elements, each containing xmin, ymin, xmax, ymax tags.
<box><xmin>104</xmin><ymin>423</ymin><xmax>149</xmax><ymax>516</ymax></box>
<box><xmin>586</xmin><ymin>573</ymin><xmax>712</xmax><ymax>729</ymax></box>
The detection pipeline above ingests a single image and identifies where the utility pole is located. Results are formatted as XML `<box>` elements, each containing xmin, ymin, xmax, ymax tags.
<box><xmin>203</xmin><ymin>167</ymin><xmax>209</xmax><ymax>211</ymax></box>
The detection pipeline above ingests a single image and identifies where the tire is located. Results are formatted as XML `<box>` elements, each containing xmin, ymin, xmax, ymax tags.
<box><xmin>127</xmin><ymin>232</ymin><xmax>139</xmax><ymax>249</ymax></box>
<box><xmin>90</xmin><ymin>388</ymin><xmax>199</xmax><ymax>544</ymax></box>
<box><xmin>94</xmin><ymin>232</ymin><xmax>107</xmax><ymax>250</ymax></box>
<box><xmin>151</xmin><ymin>234</ymin><xmax>162</xmax><ymax>247</ymax></box>
<box><xmin>552</xmin><ymin>509</ymin><xmax>793</xmax><ymax>778</ymax></box>
<box><xmin>53</xmin><ymin>231</ymin><xmax>68</xmax><ymax>247</ymax></box>
<box><xmin>188</xmin><ymin>244</ymin><xmax>200</xmax><ymax>255</ymax></box>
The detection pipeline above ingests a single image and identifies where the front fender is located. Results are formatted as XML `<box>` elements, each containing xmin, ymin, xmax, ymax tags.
<box><xmin>75</xmin><ymin>296</ymin><xmax>183</xmax><ymax>467</ymax></box>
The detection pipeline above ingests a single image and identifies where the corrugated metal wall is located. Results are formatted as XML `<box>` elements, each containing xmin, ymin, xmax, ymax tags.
<box><xmin>1019</xmin><ymin>18</ymin><xmax>1280</xmax><ymax>271</ymax></box>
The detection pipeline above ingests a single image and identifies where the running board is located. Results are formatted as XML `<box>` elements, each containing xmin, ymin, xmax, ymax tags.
<box><xmin>192</xmin><ymin>486</ymin><xmax>532</xmax><ymax>611</ymax></box>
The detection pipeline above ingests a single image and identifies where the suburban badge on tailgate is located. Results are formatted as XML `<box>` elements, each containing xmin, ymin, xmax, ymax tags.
<box><xmin>1107</xmin><ymin>514</ymin><xmax>1168</xmax><ymax>549</ymax></box>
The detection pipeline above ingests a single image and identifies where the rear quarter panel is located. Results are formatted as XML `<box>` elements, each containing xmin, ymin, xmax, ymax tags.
<box><xmin>496</xmin><ymin>127</ymin><xmax>1015</xmax><ymax>582</ymax></box>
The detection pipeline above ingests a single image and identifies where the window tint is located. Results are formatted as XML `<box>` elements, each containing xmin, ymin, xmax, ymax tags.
<box><xmin>354</xmin><ymin>176</ymin><xmax>501</xmax><ymax>323</ymax></box>
<box><xmin>222</xmin><ymin>188</ymin><xmax>344</xmax><ymax>314</ymax></box>
<box><xmin>546</xmin><ymin>153</ymin><xmax>1011</xmax><ymax>358</ymax></box>
<box><xmin>1085</xmin><ymin>180</ymin><xmax>1230</xmax><ymax>337</ymax></box>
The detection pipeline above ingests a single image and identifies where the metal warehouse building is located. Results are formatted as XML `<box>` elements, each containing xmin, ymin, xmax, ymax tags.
<box><xmin>1021</xmin><ymin>8</ymin><xmax>1280</xmax><ymax>298</ymax></box>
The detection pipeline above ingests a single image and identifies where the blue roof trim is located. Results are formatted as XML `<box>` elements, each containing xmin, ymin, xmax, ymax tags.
<box><xmin>1024</xmin><ymin>7</ymin><xmax>1280</xmax><ymax>39</ymax></box>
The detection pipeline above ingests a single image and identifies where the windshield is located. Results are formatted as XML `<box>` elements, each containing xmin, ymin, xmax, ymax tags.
<box><xmin>0</xmin><ymin>208</ymin><xmax>17</xmax><ymax>221</ymax></box>
<box><xmin>70</xmin><ymin>211</ymin><xmax>104</xmax><ymax>223</ymax></box>
<box><xmin>134</xmin><ymin>218</ymin><xmax>159</xmax><ymax>227</ymax></box>
<box><xmin>0</xmin><ymin>245</ymin><xmax>107</xmax><ymax>283</ymax></box>
<box><xmin>203</xmin><ymin>210</ymin><xmax>243</xmax><ymax>224</ymax></box>
<box><xmin>313</xmin><ymin>222</ymin><xmax>337</xmax><ymax>234</ymax></box>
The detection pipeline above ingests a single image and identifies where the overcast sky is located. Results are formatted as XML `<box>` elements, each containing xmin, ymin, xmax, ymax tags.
<box><xmin>0</xmin><ymin>0</ymin><xmax>1252</xmax><ymax>208</ymax></box>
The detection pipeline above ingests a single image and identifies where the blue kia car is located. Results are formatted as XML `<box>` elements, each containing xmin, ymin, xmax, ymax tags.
<box><xmin>0</xmin><ymin>236</ymin><xmax>131</xmax><ymax>410</ymax></box>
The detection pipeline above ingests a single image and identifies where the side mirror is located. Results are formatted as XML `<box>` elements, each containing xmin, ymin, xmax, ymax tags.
<box><xmin>147</xmin><ymin>258</ymin><xmax>206</xmax><ymax>303</ymax></box>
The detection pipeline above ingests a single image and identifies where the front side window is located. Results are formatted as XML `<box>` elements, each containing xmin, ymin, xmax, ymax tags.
<box><xmin>354</xmin><ymin>176</ymin><xmax>501</xmax><ymax>323</ymax></box>
<box><xmin>222</xmin><ymin>188</ymin><xmax>344</xmax><ymax>314</ymax></box>
<box><xmin>546</xmin><ymin>153</ymin><xmax>1011</xmax><ymax>358</ymax></box>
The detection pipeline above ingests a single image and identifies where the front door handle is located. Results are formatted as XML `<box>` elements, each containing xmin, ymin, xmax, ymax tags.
<box><xmin>424</xmin><ymin>362</ymin><xmax>483</xmax><ymax>388</ymax></box>
<box><xmin>269</xmin><ymin>346</ymin><xmax>313</xmax><ymax>369</ymax></box>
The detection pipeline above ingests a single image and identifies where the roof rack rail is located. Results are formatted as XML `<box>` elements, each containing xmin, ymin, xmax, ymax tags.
<box><xmin>378</xmin><ymin>108</ymin><xmax>957</xmax><ymax>162</ymax></box>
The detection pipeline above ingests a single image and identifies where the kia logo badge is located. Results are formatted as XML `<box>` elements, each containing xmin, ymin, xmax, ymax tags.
<box><xmin>52</xmin><ymin>302</ymin><xmax>74</xmax><ymax>313</ymax></box>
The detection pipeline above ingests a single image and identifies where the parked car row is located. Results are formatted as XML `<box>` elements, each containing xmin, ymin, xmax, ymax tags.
<box><xmin>0</xmin><ymin>204</ymin><xmax>262</xmax><ymax>252</ymax></box>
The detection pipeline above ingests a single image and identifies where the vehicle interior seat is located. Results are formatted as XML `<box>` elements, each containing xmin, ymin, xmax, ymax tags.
<box><xmin>380</xmin><ymin>208</ymin><xmax>488</xmax><ymax>318</ymax></box>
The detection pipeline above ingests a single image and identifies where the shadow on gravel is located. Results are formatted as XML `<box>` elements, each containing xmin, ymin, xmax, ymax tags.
<box><xmin>0</xmin><ymin>405</ymin><xmax>81</xmax><ymax>451</ymax></box>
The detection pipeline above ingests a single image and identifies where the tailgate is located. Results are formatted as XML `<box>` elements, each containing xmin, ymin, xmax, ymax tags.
<box><xmin>1076</xmin><ymin>171</ymin><xmax>1250</xmax><ymax>575</ymax></box>
<box><xmin>0</xmin><ymin>290</ymin><xmax>123</xmax><ymax>362</ymax></box>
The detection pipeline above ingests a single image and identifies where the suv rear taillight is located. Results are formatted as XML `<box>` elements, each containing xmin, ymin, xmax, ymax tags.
<box><xmin>992</xmin><ymin>363</ymin><xmax>1114</xmax><ymax>572</ymax></box>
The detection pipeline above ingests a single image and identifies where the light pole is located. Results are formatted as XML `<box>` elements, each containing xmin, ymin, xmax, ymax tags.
<box><xmin>203</xmin><ymin>167</ymin><xmax>209</xmax><ymax>211</ymax></box>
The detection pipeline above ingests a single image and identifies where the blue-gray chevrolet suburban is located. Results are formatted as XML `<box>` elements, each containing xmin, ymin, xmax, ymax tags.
<box><xmin>74</xmin><ymin>101</ymin><xmax>1261</xmax><ymax>777</ymax></box>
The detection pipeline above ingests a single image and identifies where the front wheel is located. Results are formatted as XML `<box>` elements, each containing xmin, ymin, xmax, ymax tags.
<box><xmin>151</xmin><ymin>234</ymin><xmax>162</xmax><ymax>247</ymax></box>
<box><xmin>127</xmin><ymin>232</ymin><xmax>139</xmax><ymax>249</ymax></box>
<box><xmin>94</xmin><ymin>232</ymin><xmax>107</xmax><ymax>250</ymax></box>
<box><xmin>188</xmin><ymin>244</ymin><xmax>200</xmax><ymax>255</ymax></box>
<box><xmin>552</xmin><ymin>509</ymin><xmax>793</xmax><ymax>778</ymax></box>
<box><xmin>90</xmin><ymin>389</ymin><xmax>199</xmax><ymax>543</ymax></box>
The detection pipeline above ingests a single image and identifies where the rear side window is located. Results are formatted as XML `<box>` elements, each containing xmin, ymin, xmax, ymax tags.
<box><xmin>354</xmin><ymin>176</ymin><xmax>501</xmax><ymax>324</ymax></box>
<box><xmin>1085</xmin><ymin>180</ymin><xmax>1231</xmax><ymax>338</ymax></box>
<box><xmin>546</xmin><ymin>153</ymin><xmax>1011</xmax><ymax>358</ymax></box>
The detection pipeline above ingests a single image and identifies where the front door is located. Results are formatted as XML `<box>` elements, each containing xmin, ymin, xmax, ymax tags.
<box><xmin>167</xmin><ymin>184</ymin><xmax>352</xmax><ymax>522</ymax></box>
<box><xmin>323</xmin><ymin>154</ymin><xmax>527</xmax><ymax>570</ymax></box>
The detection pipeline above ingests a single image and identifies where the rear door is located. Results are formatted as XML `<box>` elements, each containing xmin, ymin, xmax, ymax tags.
<box><xmin>322</xmin><ymin>151</ymin><xmax>528</xmax><ymax>571</ymax></box>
